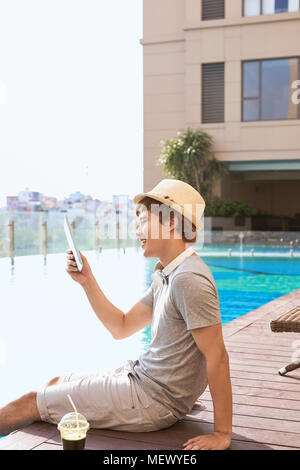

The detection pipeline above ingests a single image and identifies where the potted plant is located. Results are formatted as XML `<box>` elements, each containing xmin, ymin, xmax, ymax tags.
<box><xmin>157</xmin><ymin>128</ymin><xmax>228</xmax><ymax>202</ymax></box>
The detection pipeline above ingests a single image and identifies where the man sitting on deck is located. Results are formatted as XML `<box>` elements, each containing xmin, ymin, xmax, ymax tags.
<box><xmin>0</xmin><ymin>179</ymin><xmax>232</xmax><ymax>451</ymax></box>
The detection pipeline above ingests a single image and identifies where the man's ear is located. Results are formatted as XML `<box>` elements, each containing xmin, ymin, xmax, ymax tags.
<box><xmin>160</xmin><ymin>210</ymin><xmax>178</xmax><ymax>238</ymax></box>
<box><xmin>170</xmin><ymin>212</ymin><xmax>179</xmax><ymax>232</ymax></box>
<box><xmin>165</xmin><ymin>212</ymin><xmax>179</xmax><ymax>237</ymax></box>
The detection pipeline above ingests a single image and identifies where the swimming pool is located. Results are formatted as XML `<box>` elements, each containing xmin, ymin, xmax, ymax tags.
<box><xmin>0</xmin><ymin>247</ymin><xmax>299</xmax><ymax>407</ymax></box>
<box><xmin>198</xmin><ymin>252</ymin><xmax>300</xmax><ymax>324</ymax></box>
<box><xmin>141</xmin><ymin>247</ymin><xmax>300</xmax><ymax>333</ymax></box>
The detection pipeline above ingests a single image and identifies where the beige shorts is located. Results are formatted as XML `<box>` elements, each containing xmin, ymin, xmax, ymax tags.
<box><xmin>36</xmin><ymin>360</ymin><xmax>179</xmax><ymax>432</ymax></box>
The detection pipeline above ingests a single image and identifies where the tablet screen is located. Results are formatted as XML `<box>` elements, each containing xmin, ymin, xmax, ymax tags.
<box><xmin>64</xmin><ymin>215</ymin><xmax>83</xmax><ymax>272</ymax></box>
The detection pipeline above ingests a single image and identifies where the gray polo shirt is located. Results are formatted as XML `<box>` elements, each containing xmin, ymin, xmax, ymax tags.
<box><xmin>129</xmin><ymin>253</ymin><xmax>222</xmax><ymax>419</ymax></box>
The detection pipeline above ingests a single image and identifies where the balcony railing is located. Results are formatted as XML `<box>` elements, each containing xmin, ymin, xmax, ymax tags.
<box><xmin>0</xmin><ymin>211</ymin><xmax>299</xmax><ymax>262</ymax></box>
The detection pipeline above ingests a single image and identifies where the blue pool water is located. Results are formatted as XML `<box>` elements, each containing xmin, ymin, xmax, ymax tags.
<box><xmin>0</xmin><ymin>247</ymin><xmax>299</xmax><ymax>408</ymax></box>
<box><xmin>125</xmin><ymin>247</ymin><xmax>300</xmax><ymax>347</ymax></box>
<box><xmin>141</xmin><ymin>248</ymin><xmax>300</xmax><ymax>326</ymax></box>
<box><xmin>200</xmin><ymin>255</ymin><xmax>300</xmax><ymax>324</ymax></box>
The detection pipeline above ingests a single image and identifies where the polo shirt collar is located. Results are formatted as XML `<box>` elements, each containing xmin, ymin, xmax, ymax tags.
<box><xmin>152</xmin><ymin>246</ymin><xmax>195</xmax><ymax>286</ymax></box>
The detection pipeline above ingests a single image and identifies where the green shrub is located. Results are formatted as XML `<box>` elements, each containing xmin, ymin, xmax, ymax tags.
<box><xmin>205</xmin><ymin>198</ymin><xmax>258</xmax><ymax>217</ymax></box>
<box><xmin>157</xmin><ymin>128</ymin><xmax>228</xmax><ymax>201</ymax></box>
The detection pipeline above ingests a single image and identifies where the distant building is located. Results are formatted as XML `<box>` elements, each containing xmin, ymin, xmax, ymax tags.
<box><xmin>18</xmin><ymin>188</ymin><xmax>43</xmax><ymax>204</ymax></box>
<box><xmin>84</xmin><ymin>198</ymin><xmax>102</xmax><ymax>213</ymax></box>
<box><xmin>127</xmin><ymin>198</ymin><xmax>136</xmax><ymax>215</ymax></box>
<box><xmin>68</xmin><ymin>191</ymin><xmax>85</xmax><ymax>202</ymax></box>
<box><xmin>42</xmin><ymin>197</ymin><xmax>57</xmax><ymax>211</ymax></box>
<box><xmin>96</xmin><ymin>201</ymin><xmax>114</xmax><ymax>218</ymax></box>
<box><xmin>4</xmin><ymin>189</ymin><xmax>134</xmax><ymax>220</ymax></box>
<box><xmin>112</xmin><ymin>195</ymin><xmax>129</xmax><ymax>215</ymax></box>
<box><xmin>15</xmin><ymin>188</ymin><xmax>43</xmax><ymax>211</ymax></box>
<box><xmin>56</xmin><ymin>199</ymin><xmax>69</xmax><ymax>212</ymax></box>
<box><xmin>142</xmin><ymin>0</ymin><xmax>300</xmax><ymax>219</ymax></box>
<box><xmin>6</xmin><ymin>196</ymin><xmax>18</xmax><ymax>210</ymax></box>
<box><xmin>31</xmin><ymin>192</ymin><xmax>41</xmax><ymax>202</ymax></box>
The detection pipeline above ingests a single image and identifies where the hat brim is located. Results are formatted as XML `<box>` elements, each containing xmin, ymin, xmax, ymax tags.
<box><xmin>133</xmin><ymin>192</ymin><xmax>203</xmax><ymax>231</ymax></box>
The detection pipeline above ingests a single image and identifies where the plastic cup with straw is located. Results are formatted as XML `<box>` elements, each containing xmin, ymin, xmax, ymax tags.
<box><xmin>57</xmin><ymin>394</ymin><xmax>90</xmax><ymax>450</ymax></box>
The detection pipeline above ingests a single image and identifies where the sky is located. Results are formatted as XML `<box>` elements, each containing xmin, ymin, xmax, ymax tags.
<box><xmin>0</xmin><ymin>0</ymin><xmax>143</xmax><ymax>206</ymax></box>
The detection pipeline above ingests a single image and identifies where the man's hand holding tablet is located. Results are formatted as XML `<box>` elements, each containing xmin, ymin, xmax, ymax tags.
<box><xmin>64</xmin><ymin>215</ymin><xmax>84</xmax><ymax>271</ymax></box>
<box><xmin>64</xmin><ymin>215</ymin><xmax>93</xmax><ymax>286</ymax></box>
<box><xmin>65</xmin><ymin>248</ymin><xmax>93</xmax><ymax>286</ymax></box>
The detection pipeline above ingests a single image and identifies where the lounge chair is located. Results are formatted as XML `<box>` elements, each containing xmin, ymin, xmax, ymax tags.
<box><xmin>270</xmin><ymin>306</ymin><xmax>300</xmax><ymax>376</ymax></box>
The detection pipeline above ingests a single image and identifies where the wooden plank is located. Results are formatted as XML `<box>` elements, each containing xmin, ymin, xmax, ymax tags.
<box><xmin>240</xmin><ymin>322</ymin><xmax>300</xmax><ymax>332</ymax></box>
<box><xmin>227</xmin><ymin>344</ymin><xmax>298</xmax><ymax>355</ymax></box>
<box><xmin>226</xmin><ymin>303</ymin><xmax>300</xmax><ymax>323</ymax></box>
<box><xmin>184</xmin><ymin>410</ymin><xmax>300</xmax><ymax>434</ymax></box>
<box><xmin>228</xmin><ymin>362</ymin><xmax>300</xmax><ymax>377</ymax></box>
<box><xmin>4</xmin><ymin>420</ymin><xmax>300</xmax><ymax>451</ymax></box>
<box><xmin>229</xmin><ymin>368</ymin><xmax>300</xmax><ymax>383</ymax></box>
<box><xmin>228</xmin><ymin>350</ymin><xmax>295</xmax><ymax>362</ymax></box>
<box><xmin>226</xmin><ymin>344</ymin><xmax>294</xmax><ymax>358</ymax></box>
<box><xmin>47</xmin><ymin>431</ymin><xmax>181</xmax><ymax>450</ymax></box>
<box><xmin>228</xmin><ymin>363</ymin><xmax>300</xmax><ymax>378</ymax></box>
<box><xmin>200</xmin><ymin>390</ymin><xmax>300</xmax><ymax>411</ymax></box>
<box><xmin>33</xmin><ymin>422</ymin><xmax>204</xmax><ymax>450</ymax></box>
<box><xmin>83</xmin><ymin>369</ymin><xmax>300</xmax><ymax>404</ymax></box>
<box><xmin>231</xmin><ymin>384</ymin><xmax>300</xmax><ymax>400</ymax></box>
<box><xmin>0</xmin><ymin>422</ymin><xmax>57</xmax><ymax>450</ymax></box>
<box><xmin>228</xmin><ymin>355</ymin><xmax>299</xmax><ymax>369</ymax></box>
<box><xmin>69</xmin><ymin>420</ymin><xmax>300</xmax><ymax>449</ymax></box>
<box><xmin>225</xmin><ymin>340</ymin><xmax>298</xmax><ymax>354</ymax></box>
<box><xmin>227</xmin><ymin>441</ymin><xmax>299</xmax><ymax>451</ymax></box>
<box><xmin>193</xmin><ymin>399</ymin><xmax>300</xmax><ymax>421</ymax></box>
<box><xmin>34</xmin><ymin>439</ymin><xmax>300</xmax><ymax>451</ymax></box>
<box><xmin>229</xmin><ymin>368</ymin><xmax>300</xmax><ymax>384</ymax></box>
<box><xmin>33</xmin><ymin>442</ymin><xmax>62</xmax><ymax>450</ymax></box>
<box><xmin>230</xmin><ymin>376</ymin><xmax>300</xmax><ymax>392</ymax></box>
<box><xmin>227</xmin><ymin>333</ymin><xmax>300</xmax><ymax>345</ymax></box>
<box><xmin>238</xmin><ymin>331</ymin><xmax>300</xmax><ymax>341</ymax></box>
<box><xmin>225</xmin><ymin>334</ymin><xmax>300</xmax><ymax>347</ymax></box>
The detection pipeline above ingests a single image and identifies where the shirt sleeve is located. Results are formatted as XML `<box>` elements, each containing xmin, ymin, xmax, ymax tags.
<box><xmin>171</xmin><ymin>272</ymin><xmax>221</xmax><ymax>330</ymax></box>
<box><xmin>139</xmin><ymin>282</ymin><xmax>154</xmax><ymax>308</ymax></box>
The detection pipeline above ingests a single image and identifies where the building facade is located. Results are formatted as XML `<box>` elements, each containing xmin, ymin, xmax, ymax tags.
<box><xmin>142</xmin><ymin>0</ymin><xmax>300</xmax><ymax>220</ymax></box>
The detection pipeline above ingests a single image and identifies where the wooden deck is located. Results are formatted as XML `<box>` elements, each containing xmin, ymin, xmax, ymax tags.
<box><xmin>1</xmin><ymin>288</ymin><xmax>300</xmax><ymax>451</ymax></box>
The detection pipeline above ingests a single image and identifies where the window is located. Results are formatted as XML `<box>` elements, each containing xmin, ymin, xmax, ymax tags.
<box><xmin>244</xmin><ymin>0</ymin><xmax>300</xmax><ymax>16</ymax></box>
<box><xmin>202</xmin><ymin>0</ymin><xmax>225</xmax><ymax>20</ymax></box>
<box><xmin>242</xmin><ymin>58</ymin><xmax>300</xmax><ymax>121</ymax></box>
<box><xmin>244</xmin><ymin>0</ymin><xmax>261</xmax><ymax>15</ymax></box>
<box><xmin>202</xmin><ymin>63</ymin><xmax>225</xmax><ymax>123</ymax></box>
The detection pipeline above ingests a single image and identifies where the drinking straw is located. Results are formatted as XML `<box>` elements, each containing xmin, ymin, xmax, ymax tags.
<box><xmin>67</xmin><ymin>394</ymin><xmax>80</xmax><ymax>435</ymax></box>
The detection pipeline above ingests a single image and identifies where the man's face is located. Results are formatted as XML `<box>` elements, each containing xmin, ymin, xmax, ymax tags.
<box><xmin>136</xmin><ymin>208</ymin><xmax>168</xmax><ymax>258</ymax></box>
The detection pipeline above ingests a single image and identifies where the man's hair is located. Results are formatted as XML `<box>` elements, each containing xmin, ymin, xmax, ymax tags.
<box><xmin>135</xmin><ymin>196</ymin><xmax>198</xmax><ymax>243</ymax></box>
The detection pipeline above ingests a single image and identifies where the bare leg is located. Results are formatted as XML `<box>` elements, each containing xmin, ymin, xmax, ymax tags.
<box><xmin>0</xmin><ymin>376</ymin><xmax>62</xmax><ymax>436</ymax></box>
<box><xmin>42</xmin><ymin>376</ymin><xmax>62</xmax><ymax>388</ymax></box>
<box><xmin>0</xmin><ymin>391</ymin><xmax>40</xmax><ymax>436</ymax></box>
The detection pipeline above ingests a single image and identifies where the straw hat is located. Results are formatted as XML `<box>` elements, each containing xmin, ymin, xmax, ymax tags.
<box><xmin>133</xmin><ymin>179</ymin><xmax>205</xmax><ymax>230</ymax></box>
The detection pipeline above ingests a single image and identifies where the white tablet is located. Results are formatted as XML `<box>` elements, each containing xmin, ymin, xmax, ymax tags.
<box><xmin>64</xmin><ymin>215</ymin><xmax>83</xmax><ymax>272</ymax></box>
